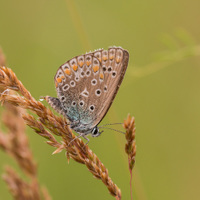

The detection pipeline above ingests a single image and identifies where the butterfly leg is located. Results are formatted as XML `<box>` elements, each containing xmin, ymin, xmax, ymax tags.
<box><xmin>0</xmin><ymin>88</ymin><xmax>10</xmax><ymax>95</ymax></box>
<box><xmin>83</xmin><ymin>135</ymin><xmax>90</xmax><ymax>144</ymax></box>
<box><xmin>67</xmin><ymin>133</ymin><xmax>85</xmax><ymax>146</ymax></box>
<box><xmin>67</xmin><ymin>132</ymin><xmax>90</xmax><ymax>148</ymax></box>
<box><xmin>0</xmin><ymin>89</ymin><xmax>10</xmax><ymax>103</ymax></box>
<box><xmin>68</xmin><ymin>134</ymin><xmax>80</xmax><ymax>146</ymax></box>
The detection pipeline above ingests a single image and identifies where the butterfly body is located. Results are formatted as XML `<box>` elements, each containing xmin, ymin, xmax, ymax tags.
<box><xmin>46</xmin><ymin>47</ymin><xmax>129</xmax><ymax>137</ymax></box>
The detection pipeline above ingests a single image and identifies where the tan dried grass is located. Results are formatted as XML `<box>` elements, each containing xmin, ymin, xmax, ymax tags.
<box><xmin>0</xmin><ymin>66</ymin><xmax>122</xmax><ymax>199</ymax></box>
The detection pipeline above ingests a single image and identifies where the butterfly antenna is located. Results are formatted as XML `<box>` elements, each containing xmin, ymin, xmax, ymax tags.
<box><xmin>100</xmin><ymin>123</ymin><xmax>123</xmax><ymax>127</ymax></box>
<box><xmin>99</xmin><ymin>126</ymin><xmax>125</xmax><ymax>134</ymax></box>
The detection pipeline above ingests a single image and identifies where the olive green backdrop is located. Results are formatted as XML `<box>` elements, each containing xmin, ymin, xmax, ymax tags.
<box><xmin>0</xmin><ymin>0</ymin><xmax>200</xmax><ymax>199</ymax></box>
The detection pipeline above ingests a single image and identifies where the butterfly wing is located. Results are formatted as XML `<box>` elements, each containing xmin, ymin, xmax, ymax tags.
<box><xmin>53</xmin><ymin>47</ymin><xmax>129</xmax><ymax>133</ymax></box>
<box><xmin>91</xmin><ymin>47</ymin><xmax>129</xmax><ymax>126</ymax></box>
<box><xmin>54</xmin><ymin>51</ymin><xmax>105</xmax><ymax>131</ymax></box>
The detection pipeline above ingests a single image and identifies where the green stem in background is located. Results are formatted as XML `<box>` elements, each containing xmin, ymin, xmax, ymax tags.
<box><xmin>131</xmin><ymin>45</ymin><xmax>200</xmax><ymax>79</ymax></box>
<box><xmin>65</xmin><ymin>0</ymin><xmax>92</xmax><ymax>51</ymax></box>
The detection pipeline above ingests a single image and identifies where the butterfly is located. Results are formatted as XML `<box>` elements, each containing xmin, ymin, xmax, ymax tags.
<box><xmin>45</xmin><ymin>47</ymin><xmax>129</xmax><ymax>140</ymax></box>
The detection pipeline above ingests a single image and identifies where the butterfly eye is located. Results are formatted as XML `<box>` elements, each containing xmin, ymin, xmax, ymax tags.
<box><xmin>91</xmin><ymin>127</ymin><xmax>100</xmax><ymax>137</ymax></box>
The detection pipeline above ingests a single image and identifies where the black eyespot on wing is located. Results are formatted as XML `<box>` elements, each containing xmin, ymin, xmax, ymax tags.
<box><xmin>108</xmin><ymin>67</ymin><xmax>112</xmax><ymax>72</ymax></box>
<box><xmin>112</xmin><ymin>71</ymin><xmax>116</xmax><ymax>77</ymax></box>
<box><xmin>79</xmin><ymin>101</ymin><xmax>84</xmax><ymax>106</ymax></box>
<box><xmin>89</xmin><ymin>105</ymin><xmax>94</xmax><ymax>111</ymax></box>
<box><xmin>95</xmin><ymin>89</ymin><xmax>101</xmax><ymax>96</ymax></box>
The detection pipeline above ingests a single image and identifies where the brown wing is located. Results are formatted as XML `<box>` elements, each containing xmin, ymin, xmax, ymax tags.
<box><xmin>54</xmin><ymin>51</ymin><xmax>104</xmax><ymax>125</ymax></box>
<box><xmin>92</xmin><ymin>47</ymin><xmax>129</xmax><ymax>126</ymax></box>
<box><xmin>53</xmin><ymin>47</ymin><xmax>129</xmax><ymax>129</ymax></box>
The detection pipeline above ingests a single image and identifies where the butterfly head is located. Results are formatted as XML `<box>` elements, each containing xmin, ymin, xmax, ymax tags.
<box><xmin>91</xmin><ymin>126</ymin><xmax>103</xmax><ymax>137</ymax></box>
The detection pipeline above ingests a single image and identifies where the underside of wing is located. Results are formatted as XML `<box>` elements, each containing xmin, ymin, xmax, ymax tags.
<box><xmin>93</xmin><ymin>47</ymin><xmax>129</xmax><ymax>126</ymax></box>
<box><xmin>53</xmin><ymin>47</ymin><xmax>129</xmax><ymax>132</ymax></box>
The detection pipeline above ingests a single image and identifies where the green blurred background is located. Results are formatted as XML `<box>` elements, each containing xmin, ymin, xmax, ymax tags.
<box><xmin>0</xmin><ymin>0</ymin><xmax>200</xmax><ymax>199</ymax></box>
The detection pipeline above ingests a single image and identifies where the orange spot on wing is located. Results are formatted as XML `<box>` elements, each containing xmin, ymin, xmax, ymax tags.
<box><xmin>86</xmin><ymin>61</ymin><xmax>91</xmax><ymax>66</ymax></box>
<box><xmin>55</xmin><ymin>82</ymin><xmax>58</xmax><ymax>87</ymax></box>
<box><xmin>116</xmin><ymin>57</ymin><xmax>121</xmax><ymax>63</ymax></box>
<box><xmin>102</xmin><ymin>56</ymin><xmax>107</xmax><ymax>61</ymax></box>
<box><xmin>61</xmin><ymin>75</ymin><xmax>64</xmax><ymax>79</ymax></box>
<box><xmin>79</xmin><ymin>61</ymin><xmax>84</xmax><ymax>67</ymax></box>
<box><xmin>72</xmin><ymin>65</ymin><xmax>78</xmax><ymax>71</ymax></box>
<box><xmin>93</xmin><ymin>65</ymin><xmax>99</xmax><ymax>72</ymax></box>
<box><xmin>65</xmin><ymin>68</ymin><xmax>71</xmax><ymax>75</ymax></box>
<box><xmin>99</xmin><ymin>73</ymin><xmax>104</xmax><ymax>79</ymax></box>
<box><xmin>57</xmin><ymin>77</ymin><xmax>62</xmax><ymax>83</ymax></box>
<box><xmin>109</xmin><ymin>55</ymin><xmax>114</xmax><ymax>60</ymax></box>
